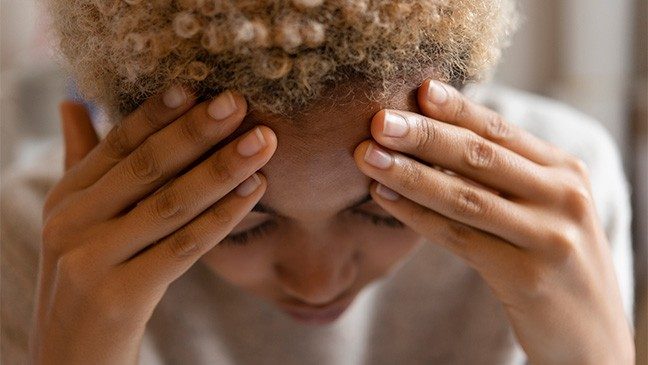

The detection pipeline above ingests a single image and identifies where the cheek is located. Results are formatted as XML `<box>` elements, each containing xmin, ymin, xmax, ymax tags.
<box><xmin>357</xmin><ymin>226</ymin><xmax>426</xmax><ymax>276</ymax></box>
<box><xmin>199</xmin><ymin>243</ymin><xmax>274</xmax><ymax>290</ymax></box>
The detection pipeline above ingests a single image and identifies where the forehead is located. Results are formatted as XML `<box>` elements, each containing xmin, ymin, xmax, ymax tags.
<box><xmin>238</xmin><ymin>83</ymin><xmax>419</xmax><ymax>221</ymax></box>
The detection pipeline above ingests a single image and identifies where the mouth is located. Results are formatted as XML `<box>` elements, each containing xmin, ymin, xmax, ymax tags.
<box><xmin>278</xmin><ymin>294</ymin><xmax>356</xmax><ymax>325</ymax></box>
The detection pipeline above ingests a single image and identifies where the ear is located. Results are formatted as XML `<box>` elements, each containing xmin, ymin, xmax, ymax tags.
<box><xmin>59</xmin><ymin>101</ymin><xmax>100</xmax><ymax>171</ymax></box>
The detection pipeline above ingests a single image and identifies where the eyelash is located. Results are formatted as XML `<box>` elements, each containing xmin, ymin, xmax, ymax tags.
<box><xmin>221</xmin><ymin>210</ymin><xmax>405</xmax><ymax>246</ymax></box>
<box><xmin>223</xmin><ymin>220</ymin><xmax>277</xmax><ymax>246</ymax></box>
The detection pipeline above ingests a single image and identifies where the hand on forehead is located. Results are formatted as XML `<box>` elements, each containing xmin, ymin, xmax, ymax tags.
<box><xmin>236</xmin><ymin>80</ymin><xmax>422</xmax><ymax>219</ymax></box>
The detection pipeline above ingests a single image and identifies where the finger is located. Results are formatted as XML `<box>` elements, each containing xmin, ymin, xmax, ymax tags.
<box><xmin>367</xmin><ymin>180</ymin><xmax>526</xmax><ymax>289</ymax></box>
<box><xmin>370</xmin><ymin>109</ymin><xmax>555</xmax><ymax>200</ymax></box>
<box><xmin>116</xmin><ymin>173</ymin><xmax>266</xmax><ymax>296</ymax></box>
<box><xmin>59</xmin><ymin>101</ymin><xmax>99</xmax><ymax>171</ymax></box>
<box><xmin>430</xmin><ymin>165</ymin><xmax>502</xmax><ymax>196</ymax></box>
<box><xmin>354</xmin><ymin>141</ymin><xmax>539</xmax><ymax>248</ymax></box>
<box><xmin>58</xmin><ymin>85</ymin><xmax>196</xmax><ymax>193</ymax></box>
<box><xmin>96</xmin><ymin>126</ymin><xmax>276</xmax><ymax>263</ymax></box>
<box><xmin>75</xmin><ymin>91</ymin><xmax>248</xmax><ymax>222</ymax></box>
<box><xmin>418</xmin><ymin>79</ymin><xmax>565</xmax><ymax>166</ymax></box>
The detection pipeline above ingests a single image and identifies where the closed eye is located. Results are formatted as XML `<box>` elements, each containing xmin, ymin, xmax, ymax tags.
<box><xmin>222</xmin><ymin>220</ymin><xmax>277</xmax><ymax>246</ymax></box>
<box><xmin>220</xmin><ymin>209</ymin><xmax>405</xmax><ymax>246</ymax></box>
<box><xmin>350</xmin><ymin>209</ymin><xmax>404</xmax><ymax>228</ymax></box>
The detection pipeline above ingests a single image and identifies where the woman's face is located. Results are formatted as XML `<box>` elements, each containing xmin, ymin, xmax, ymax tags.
<box><xmin>199</xmin><ymin>83</ymin><xmax>427</xmax><ymax>324</ymax></box>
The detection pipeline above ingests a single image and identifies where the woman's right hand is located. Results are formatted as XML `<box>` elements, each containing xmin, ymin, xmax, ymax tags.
<box><xmin>31</xmin><ymin>86</ymin><xmax>277</xmax><ymax>365</ymax></box>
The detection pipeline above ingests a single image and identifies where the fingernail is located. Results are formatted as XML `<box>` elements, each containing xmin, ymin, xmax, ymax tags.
<box><xmin>236</xmin><ymin>173</ymin><xmax>261</xmax><ymax>197</ymax></box>
<box><xmin>237</xmin><ymin>127</ymin><xmax>266</xmax><ymax>157</ymax></box>
<box><xmin>364</xmin><ymin>143</ymin><xmax>393</xmax><ymax>169</ymax></box>
<box><xmin>162</xmin><ymin>85</ymin><xmax>186</xmax><ymax>108</ymax></box>
<box><xmin>383</xmin><ymin>111</ymin><xmax>409</xmax><ymax>137</ymax></box>
<box><xmin>427</xmin><ymin>80</ymin><xmax>448</xmax><ymax>104</ymax></box>
<box><xmin>208</xmin><ymin>90</ymin><xmax>237</xmax><ymax>120</ymax></box>
<box><xmin>376</xmin><ymin>183</ymin><xmax>400</xmax><ymax>201</ymax></box>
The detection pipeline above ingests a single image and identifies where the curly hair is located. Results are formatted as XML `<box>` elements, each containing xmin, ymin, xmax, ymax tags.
<box><xmin>45</xmin><ymin>0</ymin><xmax>518</xmax><ymax>121</ymax></box>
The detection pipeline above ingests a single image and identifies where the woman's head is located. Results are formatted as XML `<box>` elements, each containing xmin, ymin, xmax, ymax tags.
<box><xmin>46</xmin><ymin>0</ymin><xmax>518</xmax><ymax>323</ymax></box>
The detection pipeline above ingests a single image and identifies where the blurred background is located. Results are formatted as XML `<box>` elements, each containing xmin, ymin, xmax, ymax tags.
<box><xmin>1</xmin><ymin>0</ymin><xmax>646</xmax><ymax>361</ymax></box>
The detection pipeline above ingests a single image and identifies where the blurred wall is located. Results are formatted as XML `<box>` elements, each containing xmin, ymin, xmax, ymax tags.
<box><xmin>495</xmin><ymin>0</ymin><xmax>634</xmax><ymax>163</ymax></box>
<box><xmin>1</xmin><ymin>0</ymin><xmax>66</xmax><ymax>170</ymax></box>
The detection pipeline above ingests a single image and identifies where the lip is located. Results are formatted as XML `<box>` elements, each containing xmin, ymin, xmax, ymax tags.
<box><xmin>278</xmin><ymin>295</ymin><xmax>355</xmax><ymax>325</ymax></box>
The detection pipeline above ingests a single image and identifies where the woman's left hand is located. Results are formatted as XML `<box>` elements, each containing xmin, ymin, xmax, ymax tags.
<box><xmin>353</xmin><ymin>79</ymin><xmax>635</xmax><ymax>364</ymax></box>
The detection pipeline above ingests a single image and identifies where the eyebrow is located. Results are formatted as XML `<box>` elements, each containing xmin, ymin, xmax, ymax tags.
<box><xmin>251</xmin><ymin>193</ymin><xmax>372</xmax><ymax>216</ymax></box>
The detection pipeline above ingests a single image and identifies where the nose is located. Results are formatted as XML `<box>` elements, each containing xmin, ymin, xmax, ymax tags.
<box><xmin>274</xmin><ymin>240</ymin><xmax>359</xmax><ymax>306</ymax></box>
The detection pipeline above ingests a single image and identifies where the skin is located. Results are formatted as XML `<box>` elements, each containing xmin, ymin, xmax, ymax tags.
<box><xmin>32</xmin><ymin>77</ymin><xmax>634</xmax><ymax>365</ymax></box>
<box><xmin>198</xmin><ymin>81</ymin><xmax>425</xmax><ymax>306</ymax></box>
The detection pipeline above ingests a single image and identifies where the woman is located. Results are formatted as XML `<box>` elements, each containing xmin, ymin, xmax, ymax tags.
<box><xmin>1</xmin><ymin>0</ymin><xmax>635</xmax><ymax>363</ymax></box>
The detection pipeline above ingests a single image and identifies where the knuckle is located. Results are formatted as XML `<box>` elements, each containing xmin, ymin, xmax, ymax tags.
<box><xmin>207</xmin><ymin>152</ymin><xmax>236</xmax><ymax>183</ymax></box>
<box><xmin>178</xmin><ymin>118</ymin><xmax>210</xmax><ymax>145</ymax></box>
<box><xmin>56</xmin><ymin>250</ymin><xmax>93</xmax><ymax>293</ymax></box>
<box><xmin>442</xmin><ymin>223</ymin><xmax>481</xmax><ymax>265</ymax></box>
<box><xmin>167</xmin><ymin>229</ymin><xmax>200</xmax><ymax>260</ymax></box>
<box><xmin>399</xmin><ymin>160</ymin><xmax>424</xmax><ymax>192</ymax></box>
<box><xmin>127</xmin><ymin>141</ymin><xmax>163</xmax><ymax>184</ymax></box>
<box><xmin>104</xmin><ymin>123</ymin><xmax>131</xmax><ymax>160</ymax></box>
<box><xmin>561</xmin><ymin>182</ymin><xmax>592</xmax><ymax>221</ymax></box>
<box><xmin>485</xmin><ymin>113</ymin><xmax>513</xmax><ymax>141</ymax></box>
<box><xmin>443</xmin><ymin>220</ymin><xmax>475</xmax><ymax>247</ymax></box>
<box><xmin>452</xmin><ymin>95</ymin><xmax>470</xmax><ymax>121</ymax></box>
<box><xmin>413</xmin><ymin>116</ymin><xmax>437</xmax><ymax>151</ymax></box>
<box><xmin>139</xmin><ymin>99</ymin><xmax>166</xmax><ymax>130</ymax></box>
<box><xmin>566</xmin><ymin>156</ymin><xmax>590</xmax><ymax>179</ymax></box>
<box><xmin>464</xmin><ymin>134</ymin><xmax>496</xmax><ymax>170</ymax></box>
<box><xmin>451</xmin><ymin>185</ymin><xmax>485</xmax><ymax>217</ymax></box>
<box><xmin>547</xmin><ymin>229</ymin><xmax>573</xmax><ymax>250</ymax></box>
<box><xmin>544</xmin><ymin>225</ymin><xmax>580</xmax><ymax>263</ymax></box>
<box><xmin>208</xmin><ymin>206</ymin><xmax>234</xmax><ymax>227</ymax></box>
<box><xmin>406</xmin><ymin>204</ymin><xmax>428</xmax><ymax>228</ymax></box>
<box><xmin>151</xmin><ymin>188</ymin><xmax>184</xmax><ymax>220</ymax></box>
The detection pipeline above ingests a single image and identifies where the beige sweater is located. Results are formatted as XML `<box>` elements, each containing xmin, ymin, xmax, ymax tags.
<box><xmin>1</xmin><ymin>84</ymin><xmax>634</xmax><ymax>364</ymax></box>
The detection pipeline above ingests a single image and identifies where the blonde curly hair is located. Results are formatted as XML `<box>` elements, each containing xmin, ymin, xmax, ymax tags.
<box><xmin>46</xmin><ymin>0</ymin><xmax>518</xmax><ymax>120</ymax></box>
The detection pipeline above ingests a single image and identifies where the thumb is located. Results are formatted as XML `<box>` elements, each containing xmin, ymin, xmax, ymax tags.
<box><xmin>59</xmin><ymin>100</ymin><xmax>100</xmax><ymax>171</ymax></box>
